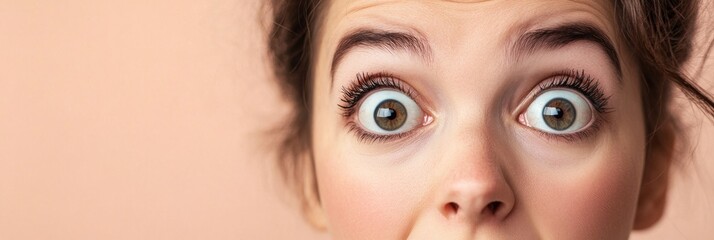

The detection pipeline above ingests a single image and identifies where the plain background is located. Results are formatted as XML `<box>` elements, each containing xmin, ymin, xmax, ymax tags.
<box><xmin>1</xmin><ymin>0</ymin><xmax>713</xmax><ymax>239</ymax></box>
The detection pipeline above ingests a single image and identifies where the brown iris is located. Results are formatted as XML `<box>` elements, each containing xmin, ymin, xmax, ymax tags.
<box><xmin>374</xmin><ymin>99</ymin><xmax>407</xmax><ymax>131</ymax></box>
<box><xmin>542</xmin><ymin>98</ymin><xmax>576</xmax><ymax>131</ymax></box>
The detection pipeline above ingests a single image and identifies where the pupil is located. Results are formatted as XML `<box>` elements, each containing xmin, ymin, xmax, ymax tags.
<box><xmin>542</xmin><ymin>98</ymin><xmax>575</xmax><ymax>131</ymax></box>
<box><xmin>384</xmin><ymin>109</ymin><xmax>397</xmax><ymax>120</ymax></box>
<box><xmin>374</xmin><ymin>99</ymin><xmax>407</xmax><ymax>131</ymax></box>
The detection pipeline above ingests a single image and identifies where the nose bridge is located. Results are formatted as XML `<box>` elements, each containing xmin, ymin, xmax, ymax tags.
<box><xmin>434</xmin><ymin>116</ymin><xmax>515</xmax><ymax>224</ymax></box>
<box><xmin>442</xmin><ymin>127</ymin><xmax>507</xmax><ymax>200</ymax></box>
<box><xmin>442</xmin><ymin>108</ymin><xmax>501</xmax><ymax>181</ymax></box>
<box><xmin>443</xmin><ymin>125</ymin><xmax>500</xmax><ymax>186</ymax></box>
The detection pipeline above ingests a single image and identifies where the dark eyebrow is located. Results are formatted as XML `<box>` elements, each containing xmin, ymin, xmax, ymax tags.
<box><xmin>511</xmin><ymin>23</ymin><xmax>622</xmax><ymax>78</ymax></box>
<box><xmin>330</xmin><ymin>29</ymin><xmax>432</xmax><ymax>80</ymax></box>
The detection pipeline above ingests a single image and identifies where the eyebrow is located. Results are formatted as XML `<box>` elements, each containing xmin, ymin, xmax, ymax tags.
<box><xmin>511</xmin><ymin>22</ymin><xmax>622</xmax><ymax>77</ymax></box>
<box><xmin>330</xmin><ymin>22</ymin><xmax>622</xmax><ymax>87</ymax></box>
<box><xmin>330</xmin><ymin>29</ymin><xmax>432</xmax><ymax>79</ymax></box>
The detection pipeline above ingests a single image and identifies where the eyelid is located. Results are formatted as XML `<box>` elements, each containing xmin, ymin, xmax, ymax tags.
<box><xmin>514</xmin><ymin>69</ymin><xmax>611</xmax><ymax>142</ymax></box>
<box><xmin>339</xmin><ymin>72</ymin><xmax>431</xmax><ymax>118</ymax></box>
<box><xmin>338</xmin><ymin>72</ymin><xmax>435</xmax><ymax>143</ymax></box>
<box><xmin>514</xmin><ymin>69</ymin><xmax>610</xmax><ymax>116</ymax></box>
<box><xmin>523</xmin><ymin>88</ymin><xmax>596</xmax><ymax>133</ymax></box>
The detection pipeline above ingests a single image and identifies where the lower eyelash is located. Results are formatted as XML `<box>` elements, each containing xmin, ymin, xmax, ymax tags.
<box><xmin>340</xmin><ymin>69</ymin><xmax>610</xmax><ymax>143</ymax></box>
<box><xmin>345</xmin><ymin>121</ymin><xmax>414</xmax><ymax>144</ymax></box>
<box><xmin>338</xmin><ymin>72</ymin><xmax>422</xmax><ymax>143</ymax></box>
<box><xmin>531</xmin><ymin>69</ymin><xmax>612</xmax><ymax>142</ymax></box>
<box><xmin>535</xmin><ymin>111</ymin><xmax>607</xmax><ymax>142</ymax></box>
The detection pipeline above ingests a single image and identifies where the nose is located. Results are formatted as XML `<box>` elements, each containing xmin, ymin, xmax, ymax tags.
<box><xmin>437</xmin><ymin>135</ymin><xmax>516</xmax><ymax>224</ymax></box>
<box><xmin>441</xmin><ymin>174</ymin><xmax>514</xmax><ymax>223</ymax></box>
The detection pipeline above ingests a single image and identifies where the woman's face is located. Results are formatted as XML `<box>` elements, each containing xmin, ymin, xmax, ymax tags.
<box><xmin>310</xmin><ymin>0</ymin><xmax>647</xmax><ymax>239</ymax></box>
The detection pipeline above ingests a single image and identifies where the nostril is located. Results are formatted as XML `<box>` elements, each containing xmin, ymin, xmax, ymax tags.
<box><xmin>444</xmin><ymin>202</ymin><xmax>460</xmax><ymax>216</ymax></box>
<box><xmin>486</xmin><ymin>201</ymin><xmax>502</xmax><ymax>214</ymax></box>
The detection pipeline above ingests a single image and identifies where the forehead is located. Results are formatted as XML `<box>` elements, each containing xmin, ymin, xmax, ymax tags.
<box><xmin>315</xmin><ymin>0</ymin><xmax>621</xmax><ymax>79</ymax></box>
<box><xmin>319</xmin><ymin>0</ymin><xmax>616</xmax><ymax>46</ymax></box>
<box><xmin>324</xmin><ymin>0</ymin><xmax>612</xmax><ymax>16</ymax></box>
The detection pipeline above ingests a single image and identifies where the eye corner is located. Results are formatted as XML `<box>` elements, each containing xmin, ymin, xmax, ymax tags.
<box><xmin>516</xmin><ymin>113</ymin><xmax>528</xmax><ymax>127</ymax></box>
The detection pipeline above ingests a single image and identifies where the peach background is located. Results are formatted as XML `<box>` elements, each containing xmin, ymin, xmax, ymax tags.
<box><xmin>1</xmin><ymin>0</ymin><xmax>712</xmax><ymax>239</ymax></box>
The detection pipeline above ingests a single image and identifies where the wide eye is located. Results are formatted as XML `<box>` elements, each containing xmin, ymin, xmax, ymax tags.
<box><xmin>522</xmin><ymin>88</ymin><xmax>593</xmax><ymax>134</ymax></box>
<box><xmin>357</xmin><ymin>89</ymin><xmax>423</xmax><ymax>134</ymax></box>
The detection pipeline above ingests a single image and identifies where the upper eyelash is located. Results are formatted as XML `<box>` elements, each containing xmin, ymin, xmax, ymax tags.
<box><xmin>528</xmin><ymin>69</ymin><xmax>611</xmax><ymax>142</ymax></box>
<box><xmin>338</xmin><ymin>69</ymin><xmax>610</xmax><ymax>143</ymax></box>
<box><xmin>338</xmin><ymin>72</ymin><xmax>413</xmax><ymax>117</ymax></box>
<box><xmin>538</xmin><ymin>69</ymin><xmax>611</xmax><ymax>114</ymax></box>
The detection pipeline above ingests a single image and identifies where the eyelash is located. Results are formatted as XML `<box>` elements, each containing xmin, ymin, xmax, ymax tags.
<box><xmin>338</xmin><ymin>72</ymin><xmax>414</xmax><ymax>116</ymax></box>
<box><xmin>338</xmin><ymin>72</ymin><xmax>419</xmax><ymax>143</ymax></box>
<box><xmin>529</xmin><ymin>69</ymin><xmax>611</xmax><ymax>142</ymax></box>
<box><xmin>540</xmin><ymin>69</ymin><xmax>610</xmax><ymax>113</ymax></box>
<box><xmin>338</xmin><ymin>69</ymin><xmax>611</xmax><ymax>143</ymax></box>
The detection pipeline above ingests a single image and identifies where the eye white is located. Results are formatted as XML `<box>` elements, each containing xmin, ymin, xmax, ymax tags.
<box><xmin>357</xmin><ymin>89</ymin><xmax>422</xmax><ymax>134</ymax></box>
<box><xmin>524</xmin><ymin>89</ymin><xmax>593</xmax><ymax>134</ymax></box>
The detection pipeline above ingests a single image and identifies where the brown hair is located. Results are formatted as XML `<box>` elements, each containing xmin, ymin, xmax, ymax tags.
<box><xmin>266</xmin><ymin>0</ymin><xmax>714</xmax><ymax>220</ymax></box>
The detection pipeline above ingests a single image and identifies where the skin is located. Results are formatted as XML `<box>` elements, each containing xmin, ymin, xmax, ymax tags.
<box><xmin>308</xmin><ymin>0</ymin><xmax>661</xmax><ymax>239</ymax></box>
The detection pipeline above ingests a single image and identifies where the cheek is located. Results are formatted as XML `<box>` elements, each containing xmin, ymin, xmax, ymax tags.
<box><xmin>314</xmin><ymin>149</ymin><xmax>423</xmax><ymax>239</ymax></box>
<box><xmin>528</xmin><ymin>71</ymin><xmax>647</xmax><ymax>238</ymax></box>
<box><xmin>523</xmin><ymin>120</ymin><xmax>646</xmax><ymax>237</ymax></box>
<box><xmin>538</xmin><ymin>152</ymin><xmax>643</xmax><ymax>238</ymax></box>
<box><xmin>311</xmin><ymin>88</ymin><xmax>431</xmax><ymax>239</ymax></box>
